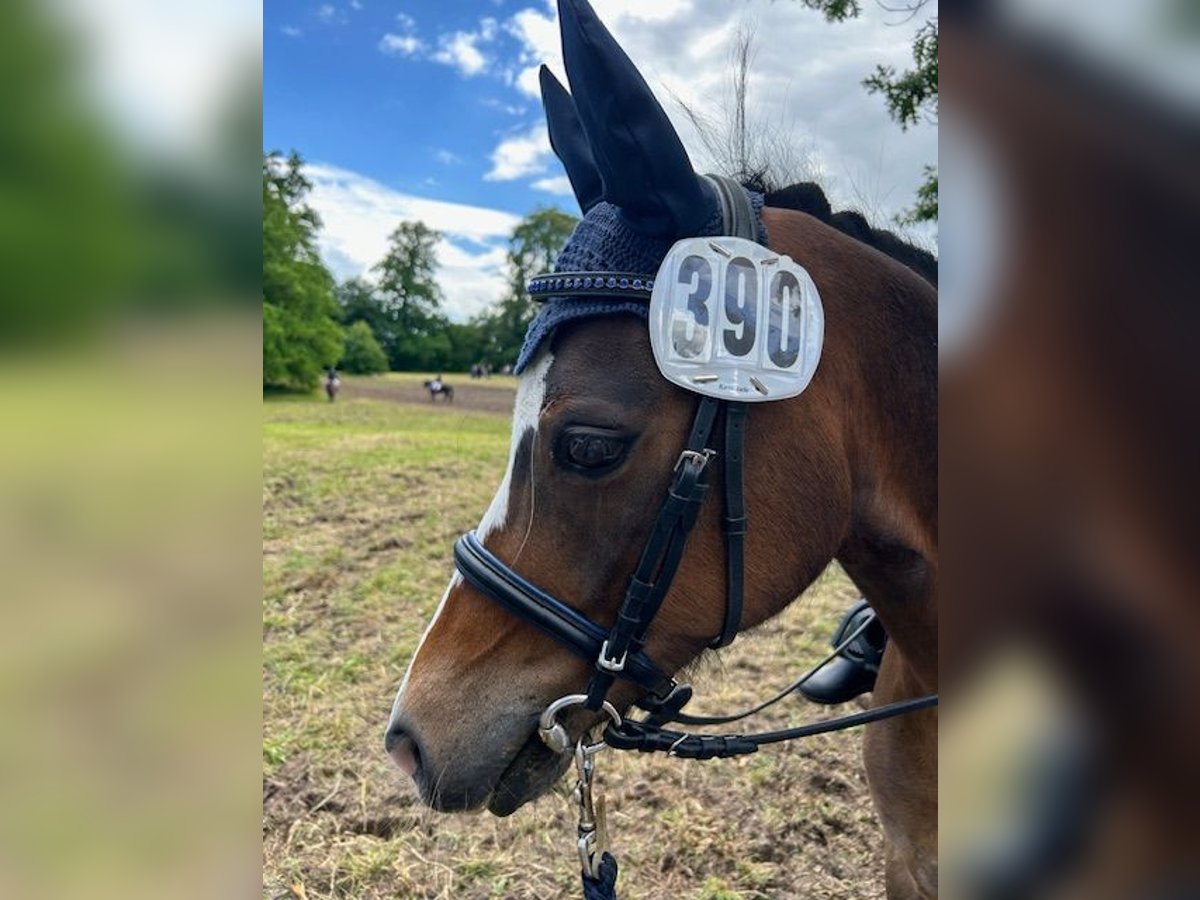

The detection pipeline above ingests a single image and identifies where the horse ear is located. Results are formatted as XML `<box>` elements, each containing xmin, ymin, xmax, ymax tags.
<box><xmin>539</xmin><ymin>66</ymin><xmax>603</xmax><ymax>214</ymax></box>
<box><xmin>557</xmin><ymin>0</ymin><xmax>715</xmax><ymax>237</ymax></box>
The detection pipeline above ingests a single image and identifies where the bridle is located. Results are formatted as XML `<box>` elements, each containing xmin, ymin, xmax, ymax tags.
<box><xmin>454</xmin><ymin>388</ymin><xmax>746</xmax><ymax>725</ymax></box>
<box><xmin>449</xmin><ymin>175</ymin><xmax>937</xmax><ymax>885</ymax></box>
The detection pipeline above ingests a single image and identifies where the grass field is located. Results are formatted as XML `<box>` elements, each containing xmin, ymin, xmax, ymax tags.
<box><xmin>263</xmin><ymin>373</ymin><xmax>885</xmax><ymax>899</ymax></box>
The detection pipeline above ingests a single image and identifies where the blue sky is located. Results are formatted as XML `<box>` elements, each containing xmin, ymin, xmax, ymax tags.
<box><xmin>264</xmin><ymin>0</ymin><xmax>938</xmax><ymax>320</ymax></box>
<box><xmin>266</xmin><ymin>0</ymin><xmax>552</xmax><ymax>213</ymax></box>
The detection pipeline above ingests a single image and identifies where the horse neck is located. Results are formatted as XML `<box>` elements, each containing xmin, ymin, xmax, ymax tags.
<box><xmin>757</xmin><ymin>208</ymin><xmax>939</xmax><ymax>686</ymax></box>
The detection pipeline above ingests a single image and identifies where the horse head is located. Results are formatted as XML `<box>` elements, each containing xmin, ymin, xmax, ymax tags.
<box><xmin>385</xmin><ymin>0</ymin><xmax>937</xmax><ymax>825</ymax></box>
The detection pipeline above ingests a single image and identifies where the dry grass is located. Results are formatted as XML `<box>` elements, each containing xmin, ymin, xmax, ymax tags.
<box><xmin>263</xmin><ymin>376</ymin><xmax>885</xmax><ymax>899</ymax></box>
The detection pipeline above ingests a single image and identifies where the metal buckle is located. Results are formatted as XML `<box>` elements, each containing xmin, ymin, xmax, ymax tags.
<box><xmin>674</xmin><ymin>448</ymin><xmax>715</xmax><ymax>473</ymax></box>
<box><xmin>596</xmin><ymin>639</ymin><xmax>627</xmax><ymax>673</ymax></box>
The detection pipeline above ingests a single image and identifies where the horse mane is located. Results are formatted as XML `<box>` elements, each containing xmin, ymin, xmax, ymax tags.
<box><xmin>749</xmin><ymin>180</ymin><xmax>938</xmax><ymax>288</ymax></box>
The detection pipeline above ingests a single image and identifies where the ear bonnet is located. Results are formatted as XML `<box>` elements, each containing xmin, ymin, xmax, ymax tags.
<box><xmin>514</xmin><ymin>0</ymin><xmax>768</xmax><ymax>373</ymax></box>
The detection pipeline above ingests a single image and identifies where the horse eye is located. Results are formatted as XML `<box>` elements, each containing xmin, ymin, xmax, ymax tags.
<box><xmin>559</xmin><ymin>430</ymin><xmax>626</xmax><ymax>471</ymax></box>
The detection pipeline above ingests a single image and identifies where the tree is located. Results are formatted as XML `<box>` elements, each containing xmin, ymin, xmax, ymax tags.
<box><xmin>477</xmin><ymin>207</ymin><xmax>578</xmax><ymax>366</ymax></box>
<box><xmin>1</xmin><ymin>0</ymin><xmax>140</xmax><ymax>346</ymax></box>
<box><xmin>262</xmin><ymin>151</ymin><xmax>343</xmax><ymax>389</ymax></box>
<box><xmin>371</xmin><ymin>221</ymin><xmax>448</xmax><ymax>370</ymax></box>
<box><xmin>443</xmin><ymin>322</ymin><xmax>488</xmax><ymax>372</ymax></box>
<box><xmin>863</xmin><ymin>16</ymin><xmax>937</xmax><ymax>224</ymax></box>
<box><xmin>340</xmin><ymin>320</ymin><xmax>389</xmax><ymax>374</ymax></box>
<box><xmin>336</xmin><ymin>276</ymin><xmax>393</xmax><ymax>360</ymax></box>
<box><xmin>799</xmin><ymin>1</ymin><xmax>938</xmax><ymax>224</ymax></box>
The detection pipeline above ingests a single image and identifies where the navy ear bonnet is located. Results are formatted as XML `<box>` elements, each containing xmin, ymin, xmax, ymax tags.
<box><xmin>514</xmin><ymin>0</ymin><xmax>768</xmax><ymax>373</ymax></box>
<box><xmin>515</xmin><ymin>192</ymin><xmax>766</xmax><ymax>373</ymax></box>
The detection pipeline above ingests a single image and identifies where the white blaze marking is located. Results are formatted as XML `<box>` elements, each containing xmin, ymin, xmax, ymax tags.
<box><xmin>477</xmin><ymin>350</ymin><xmax>553</xmax><ymax>541</ymax></box>
<box><xmin>391</xmin><ymin>350</ymin><xmax>553</xmax><ymax>714</ymax></box>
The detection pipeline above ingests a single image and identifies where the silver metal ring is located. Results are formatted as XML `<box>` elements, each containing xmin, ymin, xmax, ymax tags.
<box><xmin>538</xmin><ymin>694</ymin><xmax>622</xmax><ymax>732</ymax></box>
<box><xmin>538</xmin><ymin>694</ymin><xmax>623</xmax><ymax>754</ymax></box>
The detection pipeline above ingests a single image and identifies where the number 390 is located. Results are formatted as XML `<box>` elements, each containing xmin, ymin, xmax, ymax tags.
<box><xmin>671</xmin><ymin>254</ymin><xmax>804</xmax><ymax>369</ymax></box>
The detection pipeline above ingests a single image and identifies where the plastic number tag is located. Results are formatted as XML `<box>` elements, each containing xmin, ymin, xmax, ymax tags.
<box><xmin>648</xmin><ymin>236</ymin><xmax>823</xmax><ymax>402</ymax></box>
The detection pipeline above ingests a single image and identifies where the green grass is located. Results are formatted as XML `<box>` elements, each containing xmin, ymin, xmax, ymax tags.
<box><xmin>262</xmin><ymin>385</ymin><xmax>885</xmax><ymax>899</ymax></box>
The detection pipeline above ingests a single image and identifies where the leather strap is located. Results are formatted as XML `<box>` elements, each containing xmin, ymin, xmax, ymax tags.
<box><xmin>702</xmin><ymin>174</ymin><xmax>756</xmax><ymax>650</ymax></box>
<box><xmin>584</xmin><ymin>397</ymin><xmax>721</xmax><ymax>709</ymax></box>
<box><xmin>704</xmin><ymin>173</ymin><xmax>759</xmax><ymax>243</ymax></box>
<box><xmin>604</xmin><ymin>694</ymin><xmax>939</xmax><ymax>759</ymax></box>
<box><xmin>712</xmin><ymin>402</ymin><xmax>747</xmax><ymax>648</ymax></box>
<box><xmin>527</xmin><ymin>271</ymin><xmax>656</xmax><ymax>303</ymax></box>
<box><xmin>454</xmin><ymin>533</ymin><xmax>676</xmax><ymax>699</ymax></box>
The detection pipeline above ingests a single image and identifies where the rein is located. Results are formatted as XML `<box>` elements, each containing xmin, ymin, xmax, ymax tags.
<box><xmin>451</xmin><ymin>175</ymin><xmax>937</xmax><ymax>894</ymax></box>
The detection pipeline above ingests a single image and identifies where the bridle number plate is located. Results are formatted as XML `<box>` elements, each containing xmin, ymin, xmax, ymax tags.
<box><xmin>648</xmin><ymin>236</ymin><xmax>824</xmax><ymax>402</ymax></box>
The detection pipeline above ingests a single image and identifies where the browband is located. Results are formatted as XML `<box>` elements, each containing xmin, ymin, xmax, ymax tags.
<box><xmin>527</xmin><ymin>272</ymin><xmax>655</xmax><ymax>303</ymax></box>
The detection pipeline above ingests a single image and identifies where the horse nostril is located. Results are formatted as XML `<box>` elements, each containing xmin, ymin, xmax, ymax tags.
<box><xmin>385</xmin><ymin>722</ymin><xmax>423</xmax><ymax>779</ymax></box>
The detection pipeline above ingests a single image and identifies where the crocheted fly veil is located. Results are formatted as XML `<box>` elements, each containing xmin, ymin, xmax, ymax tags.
<box><xmin>514</xmin><ymin>0</ymin><xmax>767</xmax><ymax>374</ymax></box>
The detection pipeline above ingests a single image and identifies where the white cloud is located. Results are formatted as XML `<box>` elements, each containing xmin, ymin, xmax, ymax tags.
<box><xmin>531</xmin><ymin>175</ymin><xmax>573</xmax><ymax>196</ymax></box>
<box><xmin>433</xmin><ymin>148</ymin><xmax>463</xmax><ymax>165</ymax></box>
<box><xmin>481</xmin><ymin>97</ymin><xmax>528</xmax><ymax>116</ymax></box>
<box><xmin>380</xmin><ymin>12</ymin><xmax>424</xmax><ymax>57</ymax></box>
<box><xmin>506</xmin><ymin>7</ymin><xmax>560</xmax><ymax>97</ymax></box>
<box><xmin>350</xmin><ymin>0</ymin><xmax>363</xmax><ymax>9</ymax></box>
<box><xmin>595</xmin><ymin>0</ymin><xmax>691</xmax><ymax>22</ymax></box>
<box><xmin>304</xmin><ymin>163</ymin><xmax>521</xmax><ymax>321</ymax></box>
<box><xmin>316</xmin><ymin>4</ymin><xmax>348</xmax><ymax>25</ymax></box>
<box><xmin>493</xmin><ymin>0</ymin><xmax>939</xmax><ymax>242</ymax></box>
<box><xmin>432</xmin><ymin>30</ymin><xmax>491</xmax><ymax>76</ymax></box>
<box><xmin>379</xmin><ymin>32</ymin><xmax>424</xmax><ymax>56</ymax></box>
<box><xmin>484</xmin><ymin>123</ymin><xmax>552</xmax><ymax>181</ymax></box>
<box><xmin>515</xmin><ymin>64</ymin><xmax>543</xmax><ymax>98</ymax></box>
<box><xmin>281</xmin><ymin>25</ymin><xmax>302</xmax><ymax>38</ymax></box>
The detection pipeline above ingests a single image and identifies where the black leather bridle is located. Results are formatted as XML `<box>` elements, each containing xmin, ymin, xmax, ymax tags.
<box><xmin>455</xmin><ymin>390</ymin><xmax>744</xmax><ymax>708</ymax></box>
<box><xmin>452</xmin><ymin>175</ymin><xmax>937</xmax><ymax>761</ymax></box>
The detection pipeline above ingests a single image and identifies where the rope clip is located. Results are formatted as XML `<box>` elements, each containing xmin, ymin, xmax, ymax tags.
<box><xmin>574</xmin><ymin>738</ymin><xmax>609</xmax><ymax>880</ymax></box>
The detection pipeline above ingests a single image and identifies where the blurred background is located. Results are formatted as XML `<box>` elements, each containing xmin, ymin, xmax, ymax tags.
<box><xmin>0</xmin><ymin>1</ymin><xmax>260</xmax><ymax>898</ymax></box>
<box><xmin>1</xmin><ymin>0</ymin><xmax>1198</xmax><ymax>898</ymax></box>
<box><xmin>940</xmin><ymin>2</ymin><xmax>1200</xmax><ymax>898</ymax></box>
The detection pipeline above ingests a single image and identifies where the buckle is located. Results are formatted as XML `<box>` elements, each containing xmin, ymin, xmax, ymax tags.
<box><xmin>596</xmin><ymin>640</ymin><xmax>627</xmax><ymax>673</ymax></box>
<box><xmin>674</xmin><ymin>449</ymin><xmax>715</xmax><ymax>473</ymax></box>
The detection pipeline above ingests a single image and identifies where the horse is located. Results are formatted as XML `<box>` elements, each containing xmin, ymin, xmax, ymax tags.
<box><xmin>421</xmin><ymin>379</ymin><xmax>454</xmax><ymax>403</ymax></box>
<box><xmin>324</xmin><ymin>373</ymin><xmax>340</xmax><ymax>402</ymax></box>
<box><xmin>387</xmin><ymin>1</ymin><xmax>937</xmax><ymax>896</ymax></box>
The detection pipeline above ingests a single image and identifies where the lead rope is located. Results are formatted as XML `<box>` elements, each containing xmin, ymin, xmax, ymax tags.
<box><xmin>560</xmin><ymin>611</ymin><xmax>935</xmax><ymax>899</ymax></box>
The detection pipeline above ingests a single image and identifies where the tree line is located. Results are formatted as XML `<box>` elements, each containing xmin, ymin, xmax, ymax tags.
<box><xmin>262</xmin><ymin>150</ymin><xmax>577</xmax><ymax>391</ymax></box>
